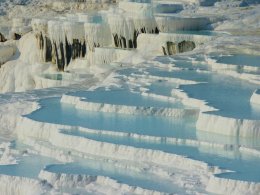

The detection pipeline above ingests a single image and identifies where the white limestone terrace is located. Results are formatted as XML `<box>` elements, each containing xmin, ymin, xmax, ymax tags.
<box><xmin>0</xmin><ymin>0</ymin><xmax>115</xmax><ymax>51</ymax></box>
<box><xmin>142</xmin><ymin>56</ymin><xmax>260</xmax><ymax>139</ymax></box>
<box><xmin>60</xmin><ymin>92</ymin><xmax>198</xmax><ymax>118</ymax></box>
<box><xmin>28</xmin><ymin>0</ymin><xmax>220</xmax><ymax>71</ymax></box>
<box><xmin>0</xmin><ymin>0</ymin><xmax>225</xmax><ymax>94</ymax></box>
<box><xmin>0</xmin><ymin>42</ymin><xmax>16</xmax><ymax>66</ymax></box>
<box><xmin>90</xmin><ymin>47</ymin><xmax>133</xmax><ymax>65</ymax></box>
<box><xmin>0</xmin><ymin>100</ymin><xmax>215</xmax><ymax>193</ymax></box>
<box><xmin>0</xmin><ymin>0</ymin><xmax>260</xmax><ymax>195</ymax></box>
<box><xmin>18</xmin><ymin>51</ymin><xmax>260</xmax><ymax>194</ymax></box>
<box><xmin>0</xmin><ymin>0</ymin><xmax>252</xmax><ymax>93</ymax></box>
<box><xmin>10</xmin><ymin>17</ymin><xmax>32</xmax><ymax>39</ymax></box>
<box><xmin>0</xmin><ymin>32</ymin><xmax>104</xmax><ymax>93</ymax></box>
<box><xmin>15</xmin><ymin>115</ymin><xmax>256</xmax><ymax>193</ymax></box>
<box><xmin>181</xmin><ymin>0</ymin><xmax>260</xmax><ymax>36</ymax></box>
<box><xmin>251</xmin><ymin>89</ymin><xmax>260</xmax><ymax>105</ymax></box>
<box><xmin>155</xmin><ymin>15</ymin><xmax>211</xmax><ymax>32</ymax></box>
<box><xmin>137</xmin><ymin>32</ymin><xmax>214</xmax><ymax>56</ymax></box>
<box><xmin>4</xmin><ymin>95</ymin><xmax>257</xmax><ymax>192</ymax></box>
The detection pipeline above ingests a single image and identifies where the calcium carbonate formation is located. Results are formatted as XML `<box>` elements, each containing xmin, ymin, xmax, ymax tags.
<box><xmin>1</xmin><ymin>0</ymin><xmax>260</xmax><ymax>195</ymax></box>
<box><xmin>29</xmin><ymin>0</ymin><xmax>213</xmax><ymax>71</ymax></box>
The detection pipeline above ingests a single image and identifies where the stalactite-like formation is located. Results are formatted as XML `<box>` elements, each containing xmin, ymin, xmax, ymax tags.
<box><xmin>111</xmin><ymin>26</ymin><xmax>159</xmax><ymax>49</ymax></box>
<box><xmin>107</xmin><ymin>8</ymin><xmax>159</xmax><ymax>49</ymax></box>
<box><xmin>32</xmin><ymin>19</ymin><xmax>87</xmax><ymax>71</ymax></box>
<box><xmin>35</xmin><ymin>34</ymin><xmax>87</xmax><ymax>71</ymax></box>
<box><xmin>31</xmin><ymin>1</ymin><xmax>211</xmax><ymax>70</ymax></box>
<box><xmin>84</xmin><ymin>23</ymin><xmax>111</xmax><ymax>51</ymax></box>
<box><xmin>32</xmin><ymin>12</ymin><xmax>160</xmax><ymax>70</ymax></box>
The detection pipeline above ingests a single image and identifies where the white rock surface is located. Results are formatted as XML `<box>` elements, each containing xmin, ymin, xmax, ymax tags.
<box><xmin>250</xmin><ymin>90</ymin><xmax>260</xmax><ymax>105</ymax></box>
<box><xmin>60</xmin><ymin>94</ymin><xmax>198</xmax><ymax>117</ymax></box>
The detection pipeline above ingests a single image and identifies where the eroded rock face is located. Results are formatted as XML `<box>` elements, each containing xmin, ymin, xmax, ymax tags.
<box><xmin>163</xmin><ymin>40</ymin><xmax>196</xmax><ymax>55</ymax></box>
<box><xmin>112</xmin><ymin>27</ymin><xmax>159</xmax><ymax>49</ymax></box>
<box><xmin>178</xmin><ymin>41</ymin><xmax>196</xmax><ymax>53</ymax></box>
<box><xmin>12</xmin><ymin>33</ymin><xmax>22</xmax><ymax>40</ymax></box>
<box><xmin>36</xmin><ymin>33</ymin><xmax>53</xmax><ymax>63</ymax></box>
<box><xmin>166</xmin><ymin>41</ymin><xmax>177</xmax><ymax>55</ymax></box>
<box><xmin>64</xmin><ymin>39</ymin><xmax>86</xmax><ymax>67</ymax></box>
<box><xmin>35</xmin><ymin>33</ymin><xmax>87</xmax><ymax>71</ymax></box>
<box><xmin>0</xmin><ymin>33</ymin><xmax>6</xmax><ymax>42</ymax></box>
<box><xmin>162</xmin><ymin>46</ymin><xmax>167</xmax><ymax>55</ymax></box>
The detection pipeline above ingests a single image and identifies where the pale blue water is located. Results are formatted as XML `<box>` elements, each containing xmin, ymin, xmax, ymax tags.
<box><xmin>0</xmin><ymin>155</ymin><xmax>56</xmax><ymax>178</ymax></box>
<box><xmin>66</xmin><ymin>88</ymin><xmax>183</xmax><ymax>108</ymax></box>
<box><xmin>152</xmin><ymin>56</ymin><xmax>209</xmax><ymax>70</ymax></box>
<box><xmin>213</xmin><ymin>54</ymin><xmax>260</xmax><ymax>67</ymax></box>
<box><xmin>0</xmin><ymin>141</ymin><xmax>57</xmax><ymax>178</ymax></box>
<box><xmin>116</xmin><ymin>67</ymin><xmax>141</xmax><ymax>76</ymax></box>
<box><xmin>42</xmin><ymin>73</ymin><xmax>90</xmax><ymax>81</ymax></box>
<box><xmin>21</xmin><ymin>54</ymin><xmax>260</xmax><ymax>187</ymax></box>
<box><xmin>25</xmin><ymin>91</ymin><xmax>260</xmax><ymax>183</ymax></box>
<box><xmin>144</xmin><ymin>65</ymin><xmax>260</xmax><ymax>119</ymax></box>
<box><xmin>43</xmin><ymin>74</ymin><xmax>63</xmax><ymax>81</ymax></box>
<box><xmin>147</xmin><ymin>80</ymin><xmax>178</xmax><ymax>96</ymax></box>
<box><xmin>149</xmin><ymin>68</ymin><xmax>208</xmax><ymax>81</ymax></box>
<box><xmin>112</xmin><ymin>70</ymin><xmax>179</xmax><ymax>96</ymax></box>
<box><xmin>27</xmin><ymin>97</ymin><xmax>196</xmax><ymax>139</ymax></box>
<box><xmin>60</xmin><ymin>129</ymin><xmax>260</xmax><ymax>182</ymax></box>
<box><xmin>128</xmin><ymin>0</ymin><xmax>151</xmax><ymax>3</ymax></box>
<box><xmin>90</xmin><ymin>15</ymin><xmax>103</xmax><ymax>24</ymax></box>
<box><xmin>172</xmin><ymin>30</ymin><xmax>222</xmax><ymax>36</ymax></box>
<box><xmin>0</xmin><ymin>140</ymin><xmax>180</xmax><ymax>193</ymax></box>
<box><xmin>45</xmin><ymin>160</ymin><xmax>179</xmax><ymax>194</ymax></box>
<box><xmin>154</xmin><ymin>3</ymin><xmax>183</xmax><ymax>14</ymax></box>
<box><xmin>180</xmin><ymin>75</ymin><xmax>260</xmax><ymax>119</ymax></box>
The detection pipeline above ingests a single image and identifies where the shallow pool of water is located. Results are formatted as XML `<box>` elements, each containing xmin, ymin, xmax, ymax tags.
<box><xmin>27</xmin><ymin>97</ymin><xmax>196</xmax><ymax>139</ymax></box>
<box><xmin>213</xmin><ymin>54</ymin><xmax>260</xmax><ymax>67</ymax></box>
<box><xmin>43</xmin><ymin>73</ymin><xmax>63</xmax><ymax>81</ymax></box>
<box><xmin>67</xmin><ymin>88</ymin><xmax>184</xmax><ymax>108</ymax></box>
<box><xmin>144</xmin><ymin>64</ymin><xmax>260</xmax><ymax>119</ymax></box>
<box><xmin>45</xmin><ymin>159</ymin><xmax>179</xmax><ymax>194</ymax></box>
<box><xmin>181</xmin><ymin>74</ymin><xmax>260</xmax><ymax>119</ymax></box>
<box><xmin>60</xmin><ymin>129</ymin><xmax>260</xmax><ymax>182</ymax></box>
<box><xmin>0</xmin><ymin>141</ymin><xmax>57</xmax><ymax>178</ymax></box>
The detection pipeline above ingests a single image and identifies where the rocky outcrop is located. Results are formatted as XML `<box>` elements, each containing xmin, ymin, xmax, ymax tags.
<box><xmin>32</xmin><ymin>14</ymin><xmax>159</xmax><ymax>71</ymax></box>
<box><xmin>12</xmin><ymin>33</ymin><xmax>22</xmax><ymax>40</ymax></box>
<box><xmin>0</xmin><ymin>33</ymin><xmax>6</xmax><ymax>42</ymax></box>
<box><xmin>163</xmin><ymin>41</ymin><xmax>196</xmax><ymax>55</ymax></box>
<box><xmin>35</xmin><ymin>33</ymin><xmax>86</xmax><ymax>71</ymax></box>
<box><xmin>166</xmin><ymin>41</ymin><xmax>177</xmax><ymax>55</ymax></box>
<box><xmin>11</xmin><ymin>18</ymin><xmax>32</xmax><ymax>40</ymax></box>
<box><xmin>30</xmin><ymin>0</ymin><xmax>212</xmax><ymax>70</ymax></box>
<box><xmin>178</xmin><ymin>40</ymin><xmax>196</xmax><ymax>53</ymax></box>
<box><xmin>112</xmin><ymin>27</ymin><xmax>159</xmax><ymax>49</ymax></box>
